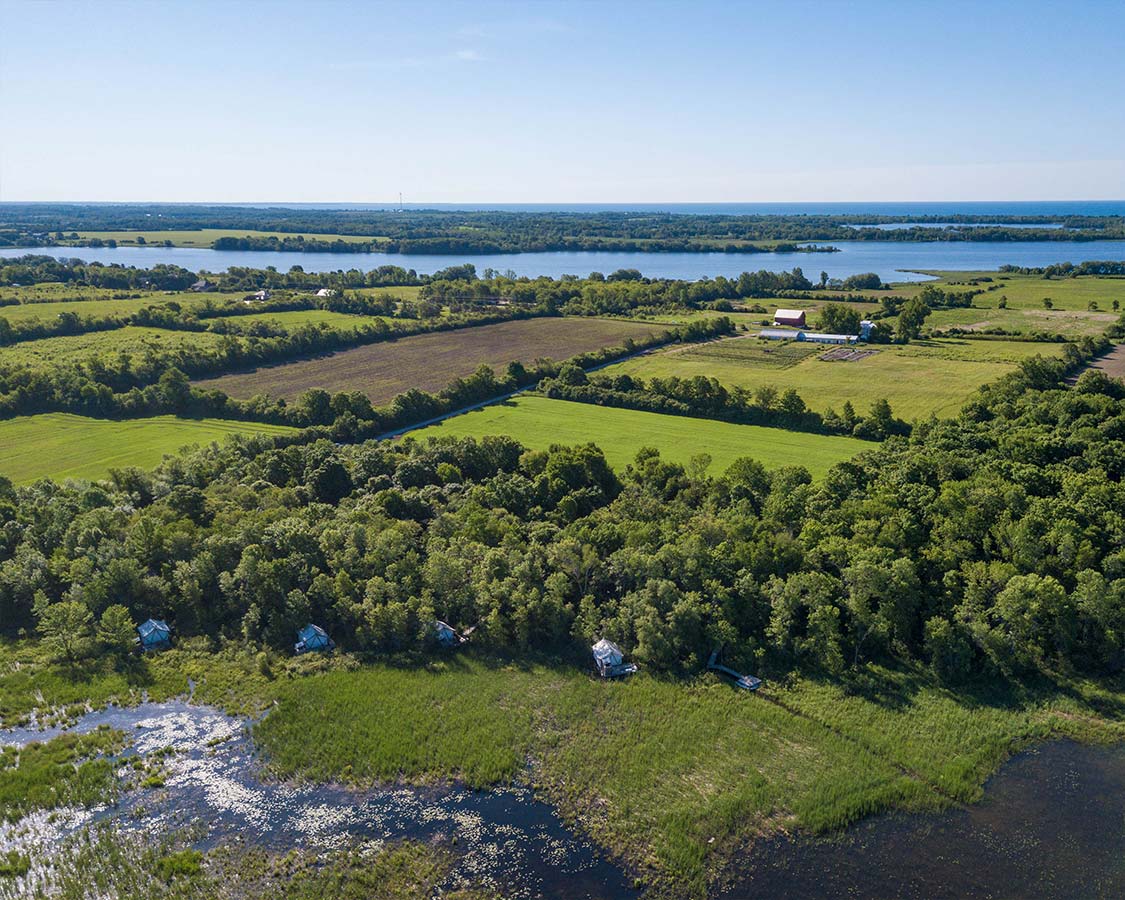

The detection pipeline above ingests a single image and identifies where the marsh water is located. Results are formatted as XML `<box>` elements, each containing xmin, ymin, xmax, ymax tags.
<box><xmin>5</xmin><ymin>239</ymin><xmax>1125</xmax><ymax>283</ymax></box>
<box><xmin>0</xmin><ymin>701</ymin><xmax>637</xmax><ymax>900</ymax></box>
<box><xmin>3</xmin><ymin>703</ymin><xmax>1125</xmax><ymax>899</ymax></box>
<box><xmin>723</xmin><ymin>740</ymin><xmax>1125</xmax><ymax>900</ymax></box>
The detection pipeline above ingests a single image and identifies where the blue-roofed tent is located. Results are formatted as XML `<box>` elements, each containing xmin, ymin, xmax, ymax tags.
<box><xmin>136</xmin><ymin>619</ymin><xmax>171</xmax><ymax>652</ymax></box>
<box><xmin>434</xmin><ymin>620</ymin><xmax>460</xmax><ymax>647</ymax></box>
<box><xmin>295</xmin><ymin>623</ymin><xmax>335</xmax><ymax>654</ymax></box>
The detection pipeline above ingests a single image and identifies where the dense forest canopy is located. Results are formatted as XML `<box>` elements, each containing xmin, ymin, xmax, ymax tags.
<box><xmin>2</xmin><ymin>354</ymin><xmax>1123</xmax><ymax>685</ymax></box>
<box><xmin>2</xmin><ymin>204</ymin><xmax>1122</xmax><ymax>254</ymax></box>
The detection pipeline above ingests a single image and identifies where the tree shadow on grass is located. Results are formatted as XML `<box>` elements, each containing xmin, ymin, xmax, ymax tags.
<box><xmin>56</xmin><ymin>653</ymin><xmax>158</xmax><ymax>691</ymax></box>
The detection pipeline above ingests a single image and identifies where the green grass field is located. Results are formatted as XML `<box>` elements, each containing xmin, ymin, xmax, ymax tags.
<box><xmin>0</xmin><ymin>293</ymin><xmax>241</xmax><ymax>325</ymax></box>
<box><xmin>0</xmin><ymin>326</ymin><xmax>238</xmax><ymax>371</ymax></box>
<box><xmin>225</xmin><ymin>309</ymin><xmax>390</xmax><ymax>331</ymax></box>
<box><xmin>601</xmin><ymin>336</ymin><xmax>1067</xmax><ymax>420</ymax></box>
<box><xmin>924</xmin><ymin>304</ymin><xmax>1117</xmax><ymax>338</ymax></box>
<box><xmin>915</xmin><ymin>272</ymin><xmax>1125</xmax><ymax>311</ymax></box>
<box><xmin>411</xmin><ymin>395</ymin><xmax>869</xmax><ymax>477</ymax></box>
<box><xmin>0</xmin><ymin>414</ymin><xmax>297</xmax><ymax>484</ymax></box>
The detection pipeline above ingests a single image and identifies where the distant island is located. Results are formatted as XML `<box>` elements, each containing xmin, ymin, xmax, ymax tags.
<box><xmin>1</xmin><ymin>203</ymin><xmax>1121</xmax><ymax>256</ymax></box>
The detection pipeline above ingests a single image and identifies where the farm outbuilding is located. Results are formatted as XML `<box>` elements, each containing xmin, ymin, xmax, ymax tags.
<box><xmin>315</xmin><ymin>288</ymin><xmax>336</xmax><ymax>298</ymax></box>
<box><xmin>592</xmin><ymin>638</ymin><xmax>638</xmax><ymax>678</ymax></box>
<box><xmin>136</xmin><ymin>619</ymin><xmax>171</xmax><ymax>652</ymax></box>
<box><xmin>758</xmin><ymin>328</ymin><xmax>857</xmax><ymax>345</ymax></box>
<box><xmin>294</xmin><ymin>623</ymin><xmax>335</xmax><ymax>654</ymax></box>
<box><xmin>773</xmin><ymin>309</ymin><xmax>806</xmax><ymax>327</ymax></box>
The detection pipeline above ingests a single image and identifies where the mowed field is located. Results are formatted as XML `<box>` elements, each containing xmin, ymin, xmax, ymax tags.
<box><xmin>601</xmin><ymin>335</ymin><xmax>1067</xmax><ymax>420</ymax></box>
<box><xmin>925</xmin><ymin>305</ymin><xmax>1117</xmax><ymax>339</ymax></box>
<box><xmin>920</xmin><ymin>272</ymin><xmax>1125</xmax><ymax>311</ymax></box>
<box><xmin>0</xmin><ymin>413</ymin><xmax>297</xmax><ymax>484</ymax></box>
<box><xmin>194</xmin><ymin>317</ymin><xmax>668</xmax><ymax>403</ymax></box>
<box><xmin>411</xmin><ymin>395</ymin><xmax>869</xmax><ymax>477</ymax></box>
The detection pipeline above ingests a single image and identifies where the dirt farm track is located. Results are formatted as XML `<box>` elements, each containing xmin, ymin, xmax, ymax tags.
<box><xmin>1070</xmin><ymin>343</ymin><xmax>1125</xmax><ymax>382</ymax></box>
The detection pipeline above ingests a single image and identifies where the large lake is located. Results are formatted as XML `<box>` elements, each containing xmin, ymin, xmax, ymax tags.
<box><xmin>4</xmin><ymin>239</ymin><xmax>1125</xmax><ymax>283</ymax></box>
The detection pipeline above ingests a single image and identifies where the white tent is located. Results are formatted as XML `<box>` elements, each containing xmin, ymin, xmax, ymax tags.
<box><xmin>592</xmin><ymin>638</ymin><xmax>624</xmax><ymax>668</ymax></box>
<box><xmin>592</xmin><ymin>638</ymin><xmax>636</xmax><ymax>677</ymax></box>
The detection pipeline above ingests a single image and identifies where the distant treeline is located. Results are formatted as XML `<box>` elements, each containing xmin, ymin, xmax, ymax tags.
<box><xmin>999</xmin><ymin>260</ymin><xmax>1125</xmax><ymax>277</ymax></box>
<box><xmin>2</xmin><ymin>204</ymin><xmax>1122</xmax><ymax>254</ymax></box>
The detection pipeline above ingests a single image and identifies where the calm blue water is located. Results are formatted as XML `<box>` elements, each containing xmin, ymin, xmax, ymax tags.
<box><xmin>5</xmin><ymin>240</ymin><xmax>1125</xmax><ymax>283</ymax></box>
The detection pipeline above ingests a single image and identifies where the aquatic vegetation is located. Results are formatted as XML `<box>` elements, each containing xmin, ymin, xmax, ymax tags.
<box><xmin>0</xmin><ymin>852</ymin><xmax>29</xmax><ymax>879</ymax></box>
<box><xmin>0</xmin><ymin>726</ymin><xmax>125</xmax><ymax>822</ymax></box>
<box><xmin>0</xmin><ymin>824</ymin><xmax>494</xmax><ymax>900</ymax></box>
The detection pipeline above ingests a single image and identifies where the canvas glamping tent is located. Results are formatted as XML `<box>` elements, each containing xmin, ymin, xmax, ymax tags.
<box><xmin>592</xmin><ymin>638</ymin><xmax>638</xmax><ymax>678</ymax></box>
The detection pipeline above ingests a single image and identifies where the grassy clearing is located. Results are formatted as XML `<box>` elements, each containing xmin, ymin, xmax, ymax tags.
<box><xmin>0</xmin><ymin>282</ymin><xmax>166</xmax><ymax>305</ymax></box>
<box><xmin>0</xmin><ymin>727</ymin><xmax>126</xmax><ymax>822</ymax></box>
<box><xmin>0</xmin><ymin>326</ymin><xmax>236</xmax><ymax>371</ymax></box>
<box><xmin>0</xmin><ymin>413</ymin><xmax>297</xmax><ymax>484</ymax></box>
<box><xmin>0</xmin><ymin>295</ymin><xmax>204</xmax><ymax>324</ymax></box>
<box><xmin>950</xmin><ymin>272</ymin><xmax>1125</xmax><ymax>311</ymax></box>
<box><xmin>410</xmin><ymin>395</ymin><xmax>869</xmax><ymax>478</ymax></box>
<box><xmin>773</xmin><ymin>273</ymin><xmax>1125</xmax><ymax>313</ymax></box>
<box><xmin>602</xmin><ymin>337</ymin><xmax>1067</xmax><ymax>420</ymax></box>
<box><xmin>775</xmin><ymin>668</ymin><xmax>1125</xmax><ymax>804</ymax></box>
<box><xmin>195</xmin><ymin>317</ymin><xmax>667</xmax><ymax>403</ymax></box>
<box><xmin>355</xmin><ymin>285</ymin><xmax>424</xmax><ymax>301</ymax></box>
<box><xmin>924</xmin><ymin>304</ymin><xmax>1116</xmax><ymax>338</ymax></box>
<box><xmin>67</xmin><ymin>229</ymin><xmax>385</xmax><ymax>248</ymax></box>
<box><xmin>224</xmin><ymin>309</ymin><xmax>390</xmax><ymax>331</ymax></box>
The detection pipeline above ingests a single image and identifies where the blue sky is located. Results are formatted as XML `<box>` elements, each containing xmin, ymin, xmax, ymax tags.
<box><xmin>2</xmin><ymin>0</ymin><xmax>1123</xmax><ymax>202</ymax></box>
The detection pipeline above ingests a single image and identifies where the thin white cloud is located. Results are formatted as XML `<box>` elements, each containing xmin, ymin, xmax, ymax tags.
<box><xmin>454</xmin><ymin>49</ymin><xmax>486</xmax><ymax>62</ymax></box>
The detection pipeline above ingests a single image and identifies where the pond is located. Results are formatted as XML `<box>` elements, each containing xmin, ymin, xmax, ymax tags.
<box><xmin>0</xmin><ymin>701</ymin><xmax>637</xmax><ymax>900</ymax></box>
<box><xmin>721</xmin><ymin>739</ymin><xmax>1125</xmax><ymax>899</ymax></box>
<box><xmin>4</xmin><ymin>703</ymin><xmax>1125</xmax><ymax>899</ymax></box>
<box><xmin>4</xmin><ymin>239</ymin><xmax>1125</xmax><ymax>283</ymax></box>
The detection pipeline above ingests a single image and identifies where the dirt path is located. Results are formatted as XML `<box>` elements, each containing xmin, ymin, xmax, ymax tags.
<box><xmin>1068</xmin><ymin>343</ymin><xmax>1125</xmax><ymax>383</ymax></box>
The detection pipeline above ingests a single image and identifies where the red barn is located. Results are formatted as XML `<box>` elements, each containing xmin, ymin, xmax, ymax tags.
<box><xmin>773</xmin><ymin>308</ymin><xmax>806</xmax><ymax>327</ymax></box>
